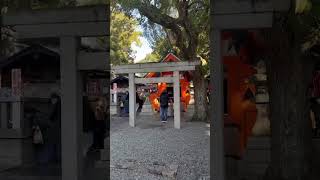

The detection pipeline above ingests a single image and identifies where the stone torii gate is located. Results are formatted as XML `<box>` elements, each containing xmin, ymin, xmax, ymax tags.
<box><xmin>112</xmin><ymin>61</ymin><xmax>199</xmax><ymax>129</ymax></box>
<box><xmin>1</xmin><ymin>5</ymin><xmax>109</xmax><ymax>180</ymax></box>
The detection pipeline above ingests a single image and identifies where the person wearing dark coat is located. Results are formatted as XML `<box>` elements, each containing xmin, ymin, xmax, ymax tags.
<box><xmin>159</xmin><ymin>90</ymin><xmax>169</xmax><ymax>123</ymax></box>
<box><xmin>136</xmin><ymin>92</ymin><xmax>144</xmax><ymax>112</ymax></box>
<box><xmin>124</xmin><ymin>91</ymin><xmax>129</xmax><ymax>114</ymax></box>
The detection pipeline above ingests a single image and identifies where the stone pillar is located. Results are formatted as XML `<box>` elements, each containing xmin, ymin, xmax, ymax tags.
<box><xmin>173</xmin><ymin>71</ymin><xmax>180</xmax><ymax>129</ymax></box>
<box><xmin>113</xmin><ymin>83</ymin><xmax>117</xmax><ymax>104</ymax></box>
<box><xmin>129</xmin><ymin>73</ymin><xmax>136</xmax><ymax>127</ymax></box>
<box><xmin>211</xmin><ymin>28</ymin><xmax>225</xmax><ymax>180</ymax></box>
<box><xmin>60</xmin><ymin>37</ymin><xmax>84</xmax><ymax>180</ymax></box>
<box><xmin>11</xmin><ymin>99</ymin><xmax>23</xmax><ymax>129</ymax></box>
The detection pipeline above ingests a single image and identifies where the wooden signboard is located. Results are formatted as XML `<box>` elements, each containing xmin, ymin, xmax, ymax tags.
<box><xmin>86</xmin><ymin>79</ymin><xmax>103</xmax><ymax>96</ymax></box>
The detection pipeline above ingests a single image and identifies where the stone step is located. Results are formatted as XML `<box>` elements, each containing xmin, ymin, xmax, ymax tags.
<box><xmin>237</xmin><ymin>175</ymin><xmax>264</xmax><ymax>180</ymax></box>
<box><xmin>94</xmin><ymin>160</ymin><xmax>109</xmax><ymax>168</ymax></box>
<box><xmin>225</xmin><ymin>157</ymin><xmax>238</xmax><ymax>178</ymax></box>
<box><xmin>238</xmin><ymin>162</ymin><xmax>268</xmax><ymax>176</ymax></box>
<box><xmin>241</xmin><ymin>149</ymin><xmax>270</xmax><ymax>163</ymax></box>
<box><xmin>237</xmin><ymin>137</ymin><xmax>270</xmax><ymax>178</ymax></box>
<box><xmin>84</xmin><ymin>166</ymin><xmax>108</xmax><ymax>180</ymax></box>
<box><xmin>313</xmin><ymin>138</ymin><xmax>320</xmax><ymax>150</ymax></box>
<box><xmin>100</xmin><ymin>139</ymin><xmax>110</xmax><ymax>161</ymax></box>
<box><xmin>246</xmin><ymin>137</ymin><xmax>271</xmax><ymax>150</ymax></box>
<box><xmin>100</xmin><ymin>149</ymin><xmax>109</xmax><ymax>161</ymax></box>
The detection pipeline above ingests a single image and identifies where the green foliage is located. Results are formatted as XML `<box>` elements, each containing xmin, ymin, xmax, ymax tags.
<box><xmin>295</xmin><ymin>0</ymin><xmax>312</xmax><ymax>14</ymax></box>
<box><xmin>110</xmin><ymin>7</ymin><xmax>142</xmax><ymax>65</ymax></box>
<box><xmin>138</xmin><ymin>53</ymin><xmax>161</xmax><ymax>63</ymax></box>
<box><xmin>78</xmin><ymin>0</ymin><xmax>142</xmax><ymax>65</ymax></box>
<box><xmin>298</xmin><ymin>1</ymin><xmax>320</xmax><ymax>52</ymax></box>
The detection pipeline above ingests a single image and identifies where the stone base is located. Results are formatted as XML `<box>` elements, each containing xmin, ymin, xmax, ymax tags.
<box><xmin>140</xmin><ymin>98</ymin><xmax>154</xmax><ymax>115</ymax></box>
<box><xmin>252</xmin><ymin>104</ymin><xmax>270</xmax><ymax>136</ymax></box>
<box><xmin>168</xmin><ymin>105</ymin><xmax>174</xmax><ymax>117</ymax></box>
<box><xmin>0</xmin><ymin>137</ymin><xmax>34</xmax><ymax>168</ymax></box>
<box><xmin>140</xmin><ymin>104</ymin><xmax>154</xmax><ymax>115</ymax></box>
<box><xmin>110</xmin><ymin>104</ymin><xmax>117</xmax><ymax>115</ymax></box>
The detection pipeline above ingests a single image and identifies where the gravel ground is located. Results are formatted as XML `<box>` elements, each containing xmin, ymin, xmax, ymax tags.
<box><xmin>110</xmin><ymin>112</ymin><xmax>210</xmax><ymax>180</ymax></box>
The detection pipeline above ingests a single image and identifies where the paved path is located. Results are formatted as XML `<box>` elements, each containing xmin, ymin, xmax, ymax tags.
<box><xmin>110</xmin><ymin>111</ymin><xmax>210</xmax><ymax>180</ymax></box>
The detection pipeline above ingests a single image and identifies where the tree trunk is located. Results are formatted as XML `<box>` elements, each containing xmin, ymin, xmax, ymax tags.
<box><xmin>192</xmin><ymin>66</ymin><xmax>208</xmax><ymax>122</ymax></box>
<box><xmin>263</xmin><ymin>13</ymin><xmax>314</xmax><ymax>180</ymax></box>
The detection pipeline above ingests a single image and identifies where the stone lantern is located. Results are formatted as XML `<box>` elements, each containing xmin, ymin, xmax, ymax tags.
<box><xmin>252</xmin><ymin>60</ymin><xmax>271</xmax><ymax>136</ymax></box>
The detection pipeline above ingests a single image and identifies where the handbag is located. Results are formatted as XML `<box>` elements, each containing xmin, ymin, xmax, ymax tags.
<box><xmin>33</xmin><ymin>125</ymin><xmax>44</xmax><ymax>145</ymax></box>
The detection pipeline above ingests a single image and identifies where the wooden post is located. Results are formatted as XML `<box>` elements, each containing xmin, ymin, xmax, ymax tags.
<box><xmin>173</xmin><ymin>71</ymin><xmax>181</xmax><ymax>129</ymax></box>
<box><xmin>211</xmin><ymin>28</ymin><xmax>225</xmax><ymax>180</ymax></box>
<box><xmin>0</xmin><ymin>103</ymin><xmax>8</xmax><ymax>129</ymax></box>
<box><xmin>129</xmin><ymin>73</ymin><xmax>136</xmax><ymax>127</ymax></box>
<box><xmin>60</xmin><ymin>37</ymin><xmax>83</xmax><ymax>180</ymax></box>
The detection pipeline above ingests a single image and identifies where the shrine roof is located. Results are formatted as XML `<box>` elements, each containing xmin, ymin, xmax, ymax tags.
<box><xmin>0</xmin><ymin>45</ymin><xmax>59</xmax><ymax>70</ymax></box>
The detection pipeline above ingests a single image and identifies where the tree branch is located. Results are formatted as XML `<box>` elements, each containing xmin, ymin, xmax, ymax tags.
<box><xmin>188</xmin><ymin>0</ymin><xmax>208</xmax><ymax>9</ymax></box>
<box><xmin>136</xmin><ymin>3</ymin><xmax>180</xmax><ymax>31</ymax></box>
<box><xmin>136</xmin><ymin>2</ymin><xmax>189</xmax><ymax>57</ymax></box>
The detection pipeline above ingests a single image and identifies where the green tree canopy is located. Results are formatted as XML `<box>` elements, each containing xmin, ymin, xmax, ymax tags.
<box><xmin>110</xmin><ymin>7</ymin><xmax>142</xmax><ymax>65</ymax></box>
<box><xmin>77</xmin><ymin>0</ymin><xmax>143</xmax><ymax>65</ymax></box>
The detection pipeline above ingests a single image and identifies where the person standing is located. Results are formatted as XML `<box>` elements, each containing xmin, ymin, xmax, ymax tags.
<box><xmin>159</xmin><ymin>90</ymin><xmax>169</xmax><ymax>123</ymax></box>
<box><xmin>136</xmin><ymin>92</ymin><xmax>144</xmax><ymax>112</ymax></box>
<box><xmin>124</xmin><ymin>91</ymin><xmax>129</xmax><ymax>114</ymax></box>
<box><xmin>119</xmin><ymin>97</ymin><xmax>124</xmax><ymax>116</ymax></box>
<box><xmin>89</xmin><ymin>97</ymin><xmax>107</xmax><ymax>151</ymax></box>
